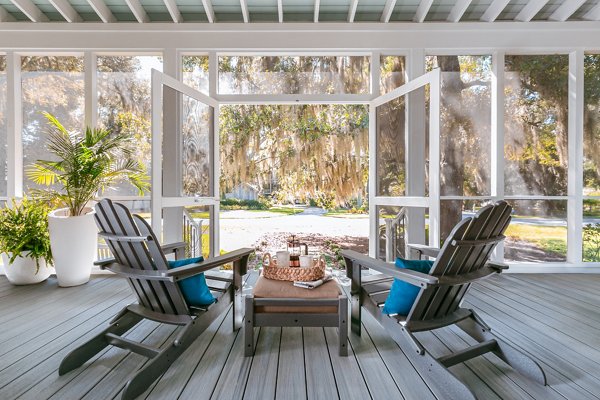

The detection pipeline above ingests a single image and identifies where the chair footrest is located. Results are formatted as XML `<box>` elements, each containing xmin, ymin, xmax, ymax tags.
<box><xmin>105</xmin><ymin>333</ymin><xmax>160</xmax><ymax>359</ymax></box>
<box><xmin>437</xmin><ymin>339</ymin><xmax>498</xmax><ymax>368</ymax></box>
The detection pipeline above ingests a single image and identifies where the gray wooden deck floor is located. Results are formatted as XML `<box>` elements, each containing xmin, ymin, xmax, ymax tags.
<box><xmin>1</xmin><ymin>272</ymin><xmax>600</xmax><ymax>400</ymax></box>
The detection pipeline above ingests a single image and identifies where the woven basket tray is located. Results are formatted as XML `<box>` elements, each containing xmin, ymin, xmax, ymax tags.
<box><xmin>261</xmin><ymin>253</ymin><xmax>326</xmax><ymax>282</ymax></box>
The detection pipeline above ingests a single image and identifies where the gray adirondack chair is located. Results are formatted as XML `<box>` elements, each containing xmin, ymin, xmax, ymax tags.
<box><xmin>59</xmin><ymin>198</ymin><xmax>253</xmax><ymax>400</ymax></box>
<box><xmin>341</xmin><ymin>201</ymin><xmax>546</xmax><ymax>400</ymax></box>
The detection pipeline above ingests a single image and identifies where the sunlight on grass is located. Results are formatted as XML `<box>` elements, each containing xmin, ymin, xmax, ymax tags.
<box><xmin>505</xmin><ymin>224</ymin><xmax>567</xmax><ymax>256</ymax></box>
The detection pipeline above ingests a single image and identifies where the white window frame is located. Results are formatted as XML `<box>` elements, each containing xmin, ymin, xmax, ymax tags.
<box><xmin>0</xmin><ymin>40</ymin><xmax>598</xmax><ymax>271</ymax></box>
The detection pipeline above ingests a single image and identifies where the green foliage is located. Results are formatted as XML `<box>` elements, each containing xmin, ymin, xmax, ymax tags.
<box><xmin>27</xmin><ymin>112</ymin><xmax>149</xmax><ymax>216</ymax></box>
<box><xmin>583</xmin><ymin>223</ymin><xmax>600</xmax><ymax>262</ymax></box>
<box><xmin>220</xmin><ymin>197</ymin><xmax>271</xmax><ymax>210</ymax></box>
<box><xmin>220</xmin><ymin>103</ymin><xmax>368</xmax><ymax>209</ymax></box>
<box><xmin>0</xmin><ymin>198</ymin><xmax>52</xmax><ymax>272</ymax></box>
<box><xmin>313</xmin><ymin>190</ymin><xmax>337</xmax><ymax>210</ymax></box>
<box><xmin>323</xmin><ymin>239</ymin><xmax>346</xmax><ymax>268</ymax></box>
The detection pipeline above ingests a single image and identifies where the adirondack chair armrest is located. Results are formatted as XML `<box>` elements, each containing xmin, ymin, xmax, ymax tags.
<box><xmin>485</xmin><ymin>261</ymin><xmax>509</xmax><ymax>273</ymax></box>
<box><xmin>93</xmin><ymin>242</ymin><xmax>188</xmax><ymax>266</ymax></box>
<box><xmin>99</xmin><ymin>262</ymin><xmax>174</xmax><ymax>281</ymax></box>
<box><xmin>161</xmin><ymin>242</ymin><xmax>187</xmax><ymax>259</ymax></box>
<box><xmin>406</xmin><ymin>243</ymin><xmax>441</xmax><ymax>259</ymax></box>
<box><xmin>165</xmin><ymin>248</ymin><xmax>254</xmax><ymax>281</ymax></box>
<box><xmin>94</xmin><ymin>258</ymin><xmax>115</xmax><ymax>267</ymax></box>
<box><xmin>341</xmin><ymin>250</ymin><xmax>438</xmax><ymax>288</ymax></box>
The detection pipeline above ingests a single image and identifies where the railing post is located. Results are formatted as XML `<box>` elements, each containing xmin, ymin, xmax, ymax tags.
<box><xmin>385</xmin><ymin>219</ymin><xmax>394</xmax><ymax>262</ymax></box>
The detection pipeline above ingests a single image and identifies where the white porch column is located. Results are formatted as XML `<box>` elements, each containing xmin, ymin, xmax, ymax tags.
<box><xmin>7</xmin><ymin>52</ymin><xmax>22</xmax><ymax>199</ymax></box>
<box><xmin>567</xmin><ymin>49</ymin><xmax>584</xmax><ymax>264</ymax></box>
<box><xmin>491</xmin><ymin>51</ymin><xmax>505</xmax><ymax>261</ymax></box>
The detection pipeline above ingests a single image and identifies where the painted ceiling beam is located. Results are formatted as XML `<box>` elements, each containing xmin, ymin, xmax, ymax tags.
<box><xmin>583</xmin><ymin>3</ymin><xmax>600</xmax><ymax>21</ymax></box>
<box><xmin>163</xmin><ymin>0</ymin><xmax>182</xmax><ymax>23</ymax></box>
<box><xmin>314</xmin><ymin>0</ymin><xmax>319</xmax><ymax>22</ymax></box>
<box><xmin>447</xmin><ymin>0</ymin><xmax>471</xmax><ymax>23</ymax></box>
<box><xmin>124</xmin><ymin>0</ymin><xmax>149</xmax><ymax>23</ymax></box>
<box><xmin>202</xmin><ymin>0</ymin><xmax>215</xmax><ymax>23</ymax></box>
<box><xmin>240</xmin><ymin>0</ymin><xmax>249</xmax><ymax>23</ymax></box>
<box><xmin>480</xmin><ymin>0</ymin><xmax>509</xmax><ymax>22</ymax></box>
<box><xmin>87</xmin><ymin>0</ymin><xmax>116</xmax><ymax>23</ymax></box>
<box><xmin>549</xmin><ymin>0</ymin><xmax>586</xmax><ymax>22</ymax></box>
<box><xmin>0</xmin><ymin>6</ymin><xmax>16</xmax><ymax>21</ymax></box>
<box><xmin>380</xmin><ymin>0</ymin><xmax>396</xmax><ymax>23</ymax></box>
<box><xmin>277</xmin><ymin>0</ymin><xmax>282</xmax><ymax>22</ymax></box>
<box><xmin>9</xmin><ymin>0</ymin><xmax>49</xmax><ymax>22</ymax></box>
<box><xmin>49</xmin><ymin>0</ymin><xmax>82</xmax><ymax>22</ymax></box>
<box><xmin>515</xmin><ymin>0</ymin><xmax>548</xmax><ymax>22</ymax></box>
<box><xmin>348</xmin><ymin>0</ymin><xmax>358</xmax><ymax>22</ymax></box>
<box><xmin>413</xmin><ymin>0</ymin><xmax>433</xmax><ymax>23</ymax></box>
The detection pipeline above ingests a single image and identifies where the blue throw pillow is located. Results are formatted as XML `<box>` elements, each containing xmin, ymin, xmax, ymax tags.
<box><xmin>382</xmin><ymin>258</ymin><xmax>434</xmax><ymax>316</ymax></box>
<box><xmin>167</xmin><ymin>257</ymin><xmax>215</xmax><ymax>307</ymax></box>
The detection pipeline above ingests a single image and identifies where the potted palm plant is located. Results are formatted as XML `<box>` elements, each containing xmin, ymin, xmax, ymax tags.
<box><xmin>0</xmin><ymin>197</ymin><xmax>53</xmax><ymax>285</ymax></box>
<box><xmin>28</xmin><ymin>113</ymin><xmax>149</xmax><ymax>287</ymax></box>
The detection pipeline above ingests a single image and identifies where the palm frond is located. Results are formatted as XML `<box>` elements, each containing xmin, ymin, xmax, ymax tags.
<box><xmin>29</xmin><ymin>113</ymin><xmax>149</xmax><ymax>215</ymax></box>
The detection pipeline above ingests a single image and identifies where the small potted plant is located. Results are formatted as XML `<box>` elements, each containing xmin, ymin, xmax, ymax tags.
<box><xmin>27</xmin><ymin>112</ymin><xmax>149</xmax><ymax>287</ymax></box>
<box><xmin>0</xmin><ymin>197</ymin><xmax>53</xmax><ymax>285</ymax></box>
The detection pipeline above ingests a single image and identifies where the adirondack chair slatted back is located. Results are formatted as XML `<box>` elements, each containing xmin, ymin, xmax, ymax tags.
<box><xmin>407</xmin><ymin>201</ymin><xmax>512</xmax><ymax>324</ymax></box>
<box><xmin>95</xmin><ymin>199</ymin><xmax>190</xmax><ymax>316</ymax></box>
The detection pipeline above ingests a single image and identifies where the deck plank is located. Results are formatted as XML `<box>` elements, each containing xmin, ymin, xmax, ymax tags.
<box><xmin>205</xmin><ymin>327</ymin><xmax>258</xmax><ymax>400</ymax></box>
<box><xmin>275</xmin><ymin>327</ymin><xmax>307</xmax><ymax>400</ymax></box>
<box><xmin>144</xmin><ymin>307</ymin><xmax>232</xmax><ymax>400</ymax></box>
<box><xmin>3</xmin><ymin>274</ymin><xmax>600</xmax><ymax>400</ymax></box>
<box><xmin>324</xmin><ymin>327</ymin><xmax>372</xmax><ymax>400</ymax></box>
<box><xmin>85</xmin><ymin>324</ymin><xmax>178</xmax><ymax>400</ymax></box>
<box><xmin>243</xmin><ymin>327</ymin><xmax>282</xmax><ymax>399</ymax></box>
<box><xmin>0</xmin><ymin>284</ymin><xmax>130</xmax><ymax>360</ymax></box>
<box><xmin>464</xmin><ymin>296</ymin><xmax>600</xmax><ymax>398</ymax></box>
<box><xmin>417</xmin><ymin>330</ymin><xmax>503</xmax><ymax>400</ymax></box>
<box><xmin>304</xmin><ymin>327</ymin><xmax>339</xmax><ymax>400</ymax></box>
<box><xmin>345</xmin><ymin>323</ymin><xmax>405</xmax><ymax>399</ymax></box>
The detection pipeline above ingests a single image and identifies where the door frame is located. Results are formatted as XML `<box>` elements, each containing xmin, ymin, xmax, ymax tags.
<box><xmin>151</xmin><ymin>69</ymin><xmax>221</xmax><ymax>256</ymax></box>
<box><xmin>368</xmin><ymin>69</ymin><xmax>441</xmax><ymax>257</ymax></box>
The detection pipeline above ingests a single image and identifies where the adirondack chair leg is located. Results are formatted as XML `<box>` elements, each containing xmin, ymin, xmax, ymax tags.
<box><xmin>244</xmin><ymin>295</ymin><xmax>255</xmax><ymax>357</ymax></box>
<box><xmin>121</xmin><ymin>299</ymin><xmax>231</xmax><ymax>400</ymax></box>
<box><xmin>232</xmin><ymin>256</ymin><xmax>248</xmax><ymax>331</ymax></box>
<box><xmin>338</xmin><ymin>295</ymin><xmax>348</xmax><ymax>356</ymax></box>
<box><xmin>59</xmin><ymin>308</ymin><xmax>142</xmax><ymax>375</ymax></box>
<box><xmin>121</xmin><ymin>322</ymin><xmax>195</xmax><ymax>400</ymax></box>
<box><xmin>381</xmin><ymin>319</ymin><xmax>477</xmax><ymax>400</ymax></box>
<box><xmin>458</xmin><ymin>311</ymin><xmax>547</xmax><ymax>386</ymax></box>
<box><xmin>344</xmin><ymin>256</ymin><xmax>362</xmax><ymax>336</ymax></box>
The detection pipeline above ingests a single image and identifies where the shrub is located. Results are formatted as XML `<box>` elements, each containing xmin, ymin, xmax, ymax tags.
<box><xmin>0</xmin><ymin>197</ymin><xmax>52</xmax><ymax>272</ymax></box>
<box><xmin>220</xmin><ymin>197</ymin><xmax>271</xmax><ymax>210</ymax></box>
<box><xmin>583</xmin><ymin>223</ymin><xmax>600</xmax><ymax>262</ymax></box>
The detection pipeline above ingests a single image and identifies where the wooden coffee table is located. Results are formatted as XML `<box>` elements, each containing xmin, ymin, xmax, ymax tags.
<box><xmin>244</xmin><ymin>275</ymin><xmax>348</xmax><ymax>356</ymax></box>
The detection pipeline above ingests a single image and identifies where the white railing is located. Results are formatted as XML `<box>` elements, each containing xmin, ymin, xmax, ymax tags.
<box><xmin>378</xmin><ymin>207</ymin><xmax>407</xmax><ymax>262</ymax></box>
<box><xmin>183</xmin><ymin>208</ymin><xmax>204</xmax><ymax>258</ymax></box>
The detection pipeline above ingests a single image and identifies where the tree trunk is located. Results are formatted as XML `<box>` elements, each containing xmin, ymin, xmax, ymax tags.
<box><xmin>437</xmin><ymin>56</ymin><xmax>467</xmax><ymax>242</ymax></box>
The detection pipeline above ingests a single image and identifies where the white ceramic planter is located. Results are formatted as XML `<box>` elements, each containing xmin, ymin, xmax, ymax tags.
<box><xmin>48</xmin><ymin>207</ymin><xmax>97</xmax><ymax>287</ymax></box>
<box><xmin>1</xmin><ymin>253</ymin><xmax>51</xmax><ymax>285</ymax></box>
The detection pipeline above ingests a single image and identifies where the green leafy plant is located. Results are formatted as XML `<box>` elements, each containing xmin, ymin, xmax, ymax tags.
<box><xmin>27</xmin><ymin>112</ymin><xmax>149</xmax><ymax>216</ymax></box>
<box><xmin>0</xmin><ymin>197</ymin><xmax>52</xmax><ymax>272</ymax></box>
<box><xmin>583</xmin><ymin>223</ymin><xmax>600</xmax><ymax>262</ymax></box>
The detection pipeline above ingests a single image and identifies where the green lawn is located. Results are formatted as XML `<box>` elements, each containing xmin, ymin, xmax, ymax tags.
<box><xmin>323</xmin><ymin>209</ymin><xmax>368</xmax><ymax>218</ymax></box>
<box><xmin>505</xmin><ymin>224</ymin><xmax>567</xmax><ymax>256</ymax></box>
<box><xmin>251</xmin><ymin>207</ymin><xmax>303</xmax><ymax>216</ymax></box>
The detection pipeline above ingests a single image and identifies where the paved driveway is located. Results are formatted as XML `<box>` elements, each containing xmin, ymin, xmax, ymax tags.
<box><xmin>220</xmin><ymin>207</ymin><xmax>369</xmax><ymax>249</ymax></box>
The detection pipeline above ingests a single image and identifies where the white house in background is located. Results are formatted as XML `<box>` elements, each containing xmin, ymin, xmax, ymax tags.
<box><xmin>225</xmin><ymin>183</ymin><xmax>260</xmax><ymax>201</ymax></box>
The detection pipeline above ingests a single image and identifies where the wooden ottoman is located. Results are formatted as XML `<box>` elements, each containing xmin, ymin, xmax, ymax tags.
<box><xmin>244</xmin><ymin>276</ymin><xmax>348</xmax><ymax>356</ymax></box>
